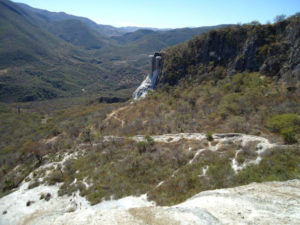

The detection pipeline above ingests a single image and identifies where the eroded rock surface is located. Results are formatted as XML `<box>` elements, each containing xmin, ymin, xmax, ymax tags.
<box><xmin>133</xmin><ymin>52</ymin><xmax>163</xmax><ymax>100</ymax></box>
<box><xmin>1</xmin><ymin>180</ymin><xmax>299</xmax><ymax>225</ymax></box>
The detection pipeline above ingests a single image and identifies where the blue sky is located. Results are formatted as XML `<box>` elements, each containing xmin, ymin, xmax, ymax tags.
<box><xmin>14</xmin><ymin>0</ymin><xmax>300</xmax><ymax>28</ymax></box>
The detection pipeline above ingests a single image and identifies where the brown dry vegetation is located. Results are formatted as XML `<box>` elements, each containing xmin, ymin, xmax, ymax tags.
<box><xmin>100</xmin><ymin>72</ymin><xmax>300</xmax><ymax>140</ymax></box>
<box><xmin>1</xmin><ymin>15</ymin><xmax>300</xmax><ymax>206</ymax></box>
<box><xmin>1</xmin><ymin>71</ymin><xmax>299</xmax><ymax>204</ymax></box>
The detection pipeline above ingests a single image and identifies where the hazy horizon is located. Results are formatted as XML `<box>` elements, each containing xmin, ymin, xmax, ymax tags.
<box><xmin>13</xmin><ymin>0</ymin><xmax>300</xmax><ymax>28</ymax></box>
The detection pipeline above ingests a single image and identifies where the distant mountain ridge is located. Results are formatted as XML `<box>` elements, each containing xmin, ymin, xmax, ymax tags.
<box><xmin>47</xmin><ymin>19</ymin><xmax>109</xmax><ymax>50</ymax></box>
<box><xmin>0</xmin><ymin>0</ymin><xmax>118</xmax><ymax>102</ymax></box>
<box><xmin>0</xmin><ymin>0</ymin><xmax>230</xmax><ymax>102</ymax></box>
<box><xmin>16</xmin><ymin>2</ymin><xmax>169</xmax><ymax>36</ymax></box>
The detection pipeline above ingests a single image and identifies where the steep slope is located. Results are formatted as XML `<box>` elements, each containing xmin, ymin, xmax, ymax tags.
<box><xmin>0</xmin><ymin>8</ymin><xmax>299</xmax><ymax>225</ymax></box>
<box><xmin>0</xmin><ymin>0</ymin><xmax>122</xmax><ymax>102</ymax></box>
<box><xmin>158</xmin><ymin>16</ymin><xmax>300</xmax><ymax>86</ymax></box>
<box><xmin>18</xmin><ymin>1</ymin><xmax>228</xmax><ymax>52</ymax></box>
<box><xmin>103</xmin><ymin>17</ymin><xmax>300</xmax><ymax>142</ymax></box>
<box><xmin>0</xmin><ymin>0</ymin><xmax>75</xmax><ymax>101</ymax></box>
<box><xmin>47</xmin><ymin>19</ymin><xmax>111</xmax><ymax>50</ymax></box>
<box><xmin>0</xmin><ymin>0</ymin><xmax>63</xmax><ymax>67</ymax></box>
<box><xmin>17</xmin><ymin>3</ymin><xmax>172</xmax><ymax>36</ymax></box>
<box><xmin>16</xmin><ymin>2</ymin><xmax>128</xmax><ymax>37</ymax></box>
<box><xmin>1</xmin><ymin>0</ymin><xmax>231</xmax><ymax>102</ymax></box>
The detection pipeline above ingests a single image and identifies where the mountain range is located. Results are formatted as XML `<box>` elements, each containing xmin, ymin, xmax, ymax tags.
<box><xmin>0</xmin><ymin>0</ymin><xmax>228</xmax><ymax>102</ymax></box>
<box><xmin>16</xmin><ymin>2</ymin><xmax>170</xmax><ymax>37</ymax></box>
<box><xmin>0</xmin><ymin>1</ymin><xmax>299</xmax><ymax>224</ymax></box>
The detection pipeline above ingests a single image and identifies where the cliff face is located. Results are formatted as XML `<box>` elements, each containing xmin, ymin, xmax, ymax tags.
<box><xmin>133</xmin><ymin>53</ymin><xmax>163</xmax><ymax>100</ymax></box>
<box><xmin>157</xmin><ymin>16</ymin><xmax>300</xmax><ymax>87</ymax></box>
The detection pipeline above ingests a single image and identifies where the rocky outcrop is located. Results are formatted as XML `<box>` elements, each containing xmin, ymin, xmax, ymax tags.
<box><xmin>1</xmin><ymin>179</ymin><xmax>299</xmax><ymax>225</ymax></box>
<box><xmin>156</xmin><ymin>16</ymin><xmax>300</xmax><ymax>87</ymax></box>
<box><xmin>132</xmin><ymin>52</ymin><xmax>163</xmax><ymax>100</ymax></box>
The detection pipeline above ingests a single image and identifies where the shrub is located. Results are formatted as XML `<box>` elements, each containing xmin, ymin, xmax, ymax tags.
<box><xmin>136</xmin><ymin>141</ymin><xmax>147</xmax><ymax>153</ymax></box>
<box><xmin>236</xmin><ymin>152</ymin><xmax>246</xmax><ymax>164</ymax></box>
<box><xmin>145</xmin><ymin>135</ymin><xmax>155</xmax><ymax>145</ymax></box>
<box><xmin>136</xmin><ymin>136</ymin><xmax>156</xmax><ymax>154</ymax></box>
<box><xmin>267</xmin><ymin>114</ymin><xmax>300</xmax><ymax>143</ymax></box>
<box><xmin>87</xmin><ymin>189</ymin><xmax>105</xmax><ymax>205</ymax></box>
<box><xmin>218</xmin><ymin>93</ymin><xmax>242</xmax><ymax>116</ymax></box>
<box><xmin>51</xmin><ymin>127</ymin><xmax>61</xmax><ymax>136</ymax></box>
<box><xmin>206</xmin><ymin>131</ymin><xmax>213</xmax><ymax>141</ymax></box>
<box><xmin>47</xmin><ymin>169</ymin><xmax>63</xmax><ymax>185</ymax></box>
<box><xmin>281</xmin><ymin>128</ymin><xmax>297</xmax><ymax>144</ymax></box>
<box><xmin>267</xmin><ymin>113</ymin><xmax>300</xmax><ymax>133</ymax></box>
<box><xmin>274</xmin><ymin>14</ymin><xmax>286</xmax><ymax>23</ymax></box>
<box><xmin>236</xmin><ymin>147</ymin><xmax>300</xmax><ymax>184</ymax></box>
<box><xmin>228</xmin><ymin>116</ymin><xmax>250</xmax><ymax>133</ymax></box>
<box><xmin>81</xmin><ymin>128</ymin><xmax>93</xmax><ymax>144</ymax></box>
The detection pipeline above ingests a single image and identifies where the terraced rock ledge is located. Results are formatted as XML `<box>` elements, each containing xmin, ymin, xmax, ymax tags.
<box><xmin>0</xmin><ymin>179</ymin><xmax>299</xmax><ymax>225</ymax></box>
<box><xmin>0</xmin><ymin>133</ymin><xmax>299</xmax><ymax>225</ymax></box>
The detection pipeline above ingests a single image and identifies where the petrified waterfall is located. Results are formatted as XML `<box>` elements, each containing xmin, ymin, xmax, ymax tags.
<box><xmin>133</xmin><ymin>53</ymin><xmax>162</xmax><ymax>100</ymax></box>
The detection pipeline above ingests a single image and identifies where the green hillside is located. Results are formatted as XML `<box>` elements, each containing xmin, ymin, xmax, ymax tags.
<box><xmin>0</xmin><ymin>0</ymin><xmax>137</xmax><ymax>102</ymax></box>
<box><xmin>0</xmin><ymin>7</ymin><xmax>299</xmax><ymax>213</ymax></box>
<box><xmin>0</xmin><ymin>0</ymin><xmax>62</xmax><ymax>67</ymax></box>
<box><xmin>16</xmin><ymin>2</ymin><xmax>128</xmax><ymax>37</ymax></box>
<box><xmin>111</xmin><ymin>25</ymin><xmax>229</xmax><ymax>53</ymax></box>
<box><xmin>47</xmin><ymin>19</ymin><xmax>111</xmax><ymax>50</ymax></box>
<box><xmin>0</xmin><ymin>0</ymin><xmax>229</xmax><ymax>102</ymax></box>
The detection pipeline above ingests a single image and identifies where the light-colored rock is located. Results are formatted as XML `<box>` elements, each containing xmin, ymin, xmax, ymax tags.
<box><xmin>177</xmin><ymin>179</ymin><xmax>300</xmax><ymax>225</ymax></box>
<box><xmin>1</xmin><ymin>132</ymin><xmax>297</xmax><ymax>225</ymax></box>
<box><xmin>133</xmin><ymin>53</ymin><xmax>162</xmax><ymax>100</ymax></box>
<box><xmin>1</xmin><ymin>180</ymin><xmax>299</xmax><ymax>225</ymax></box>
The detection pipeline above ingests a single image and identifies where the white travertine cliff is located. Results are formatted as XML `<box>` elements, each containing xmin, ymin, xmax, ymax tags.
<box><xmin>133</xmin><ymin>53</ymin><xmax>162</xmax><ymax>100</ymax></box>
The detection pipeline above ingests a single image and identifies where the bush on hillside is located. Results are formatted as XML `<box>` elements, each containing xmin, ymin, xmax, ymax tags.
<box><xmin>267</xmin><ymin>114</ymin><xmax>300</xmax><ymax>144</ymax></box>
<box><xmin>136</xmin><ymin>141</ymin><xmax>147</xmax><ymax>153</ymax></box>
<box><xmin>81</xmin><ymin>128</ymin><xmax>93</xmax><ymax>144</ymax></box>
<box><xmin>267</xmin><ymin>114</ymin><xmax>300</xmax><ymax>133</ymax></box>
<box><xmin>206</xmin><ymin>131</ymin><xmax>213</xmax><ymax>141</ymax></box>
<box><xmin>280</xmin><ymin>128</ymin><xmax>297</xmax><ymax>144</ymax></box>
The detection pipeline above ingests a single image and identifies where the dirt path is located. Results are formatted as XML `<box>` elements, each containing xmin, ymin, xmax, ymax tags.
<box><xmin>104</xmin><ymin>106</ymin><xmax>128</xmax><ymax>128</ymax></box>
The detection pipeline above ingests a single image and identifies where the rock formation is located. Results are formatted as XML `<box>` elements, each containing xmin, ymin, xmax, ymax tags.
<box><xmin>157</xmin><ymin>16</ymin><xmax>300</xmax><ymax>88</ymax></box>
<box><xmin>133</xmin><ymin>52</ymin><xmax>162</xmax><ymax>100</ymax></box>
<box><xmin>1</xmin><ymin>179</ymin><xmax>300</xmax><ymax>225</ymax></box>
